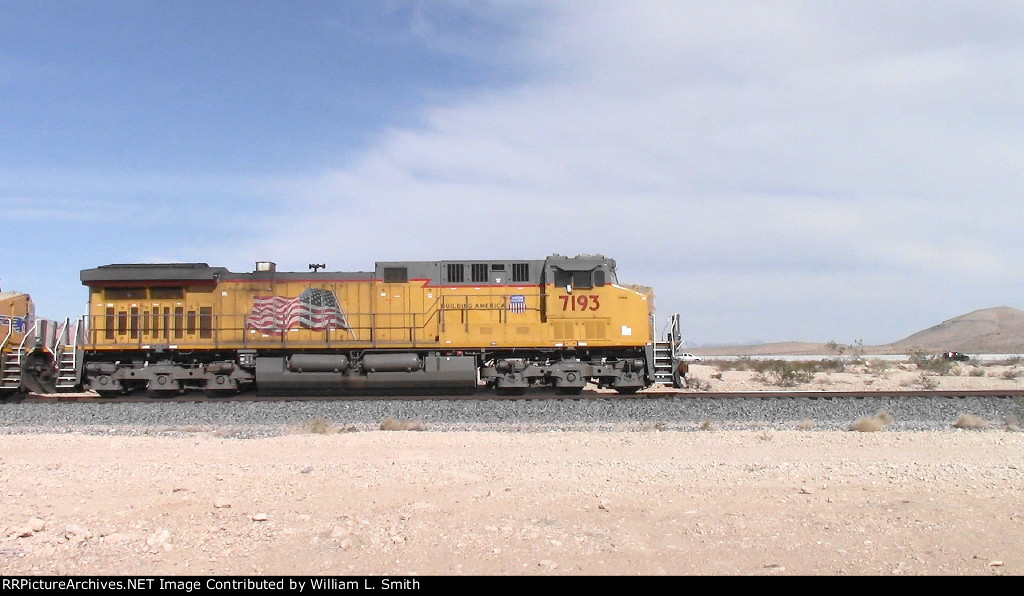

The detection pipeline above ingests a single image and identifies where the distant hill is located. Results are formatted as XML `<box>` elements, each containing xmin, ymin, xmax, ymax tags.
<box><xmin>887</xmin><ymin>306</ymin><xmax>1024</xmax><ymax>353</ymax></box>
<box><xmin>691</xmin><ymin>306</ymin><xmax>1024</xmax><ymax>356</ymax></box>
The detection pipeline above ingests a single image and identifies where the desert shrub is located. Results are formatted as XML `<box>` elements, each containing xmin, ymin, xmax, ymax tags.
<box><xmin>707</xmin><ymin>357</ymin><xmax>753</xmax><ymax>372</ymax></box>
<box><xmin>752</xmin><ymin>360</ymin><xmax>816</xmax><ymax>387</ymax></box>
<box><xmin>952</xmin><ymin>413</ymin><xmax>989</xmax><ymax>430</ymax></box>
<box><xmin>1005</xmin><ymin>409</ymin><xmax>1021</xmax><ymax>432</ymax></box>
<box><xmin>849</xmin><ymin>417</ymin><xmax>886</xmax><ymax>432</ymax></box>
<box><xmin>796</xmin><ymin>419</ymin><xmax>816</xmax><ymax>430</ymax></box>
<box><xmin>688</xmin><ymin>378</ymin><xmax>712</xmax><ymax>392</ymax></box>
<box><xmin>866</xmin><ymin>360</ymin><xmax>892</xmax><ymax>375</ymax></box>
<box><xmin>1002</xmin><ymin>368</ymin><xmax>1021</xmax><ymax>380</ymax></box>
<box><xmin>299</xmin><ymin>418</ymin><xmax>356</xmax><ymax>434</ymax></box>
<box><xmin>907</xmin><ymin>350</ymin><xmax>954</xmax><ymax>375</ymax></box>
<box><xmin>302</xmin><ymin>418</ymin><xmax>335</xmax><ymax>434</ymax></box>
<box><xmin>714</xmin><ymin>358</ymin><xmax>840</xmax><ymax>376</ymax></box>
<box><xmin>916</xmin><ymin>374</ymin><xmax>939</xmax><ymax>390</ymax></box>
<box><xmin>699</xmin><ymin>419</ymin><xmax>717</xmax><ymax>431</ymax></box>
<box><xmin>1007</xmin><ymin>398</ymin><xmax>1024</xmax><ymax>430</ymax></box>
<box><xmin>818</xmin><ymin>358</ymin><xmax>848</xmax><ymax>373</ymax></box>
<box><xmin>380</xmin><ymin>416</ymin><xmax>426</xmax><ymax>431</ymax></box>
<box><xmin>968</xmin><ymin>367</ymin><xmax>987</xmax><ymax>377</ymax></box>
<box><xmin>849</xmin><ymin>410</ymin><xmax>894</xmax><ymax>432</ymax></box>
<box><xmin>826</xmin><ymin>340</ymin><xmax>865</xmax><ymax>363</ymax></box>
<box><xmin>921</xmin><ymin>359</ymin><xmax>954</xmax><ymax>375</ymax></box>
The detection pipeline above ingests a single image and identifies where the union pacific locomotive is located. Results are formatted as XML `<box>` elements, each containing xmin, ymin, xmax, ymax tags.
<box><xmin>7</xmin><ymin>254</ymin><xmax>685</xmax><ymax>396</ymax></box>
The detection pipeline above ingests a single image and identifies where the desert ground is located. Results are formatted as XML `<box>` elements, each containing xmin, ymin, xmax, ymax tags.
<box><xmin>678</xmin><ymin>356</ymin><xmax>1024</xmax><ymax>394</ymax></box>
<box><xmin>1</xmin><ymin>357</ymin><xmax>1022</xmax><ymax>577</ymax></box>
<box><xmin>1</xmin><ymin>431</ymin><xmax>1021</xmax><ymax>577</ymax></box>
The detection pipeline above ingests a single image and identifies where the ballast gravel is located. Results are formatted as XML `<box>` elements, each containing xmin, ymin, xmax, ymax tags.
<box><xmin>0</xmin><ymin>394</ymin><xmax>1019</xmax><ymax>436</ymax></box>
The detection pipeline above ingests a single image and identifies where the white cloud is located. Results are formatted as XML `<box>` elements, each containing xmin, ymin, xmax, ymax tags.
<box><xmin>153</xmin><ymin>3</ymin><xmax>1024</xmax><ymax>343</ymax></box>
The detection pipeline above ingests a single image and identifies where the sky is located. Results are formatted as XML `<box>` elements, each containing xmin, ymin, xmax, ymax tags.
<box><xmin>2</xmin><ymin>1</ymin><xmax>1022</xmax><ymax>346</ymax></box>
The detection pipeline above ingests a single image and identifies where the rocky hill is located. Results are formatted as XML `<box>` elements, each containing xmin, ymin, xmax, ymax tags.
<box><xmin>886</xmin><ymin>306</ymin><xmax>1024</xmax><ymax>354</ymax></box>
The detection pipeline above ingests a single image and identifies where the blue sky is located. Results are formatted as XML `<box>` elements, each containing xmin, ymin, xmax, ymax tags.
<box><xmin>2</xmin><ymin>1</ymin><xmax>1022</xmax><ymax>346</ymax></box>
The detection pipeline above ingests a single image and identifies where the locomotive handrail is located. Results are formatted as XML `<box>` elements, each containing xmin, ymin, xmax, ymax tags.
<box><xmin>1</xmin><ymin>303</ymin><xmax>18</xmax><ymax>351</ymax></box>
<box><xmin>15</xmin><ymin>320</ymin><xmax>38</xmax><ymax>354</ymax></box>
<box><xmin>49</xmin><ymin>317</ymin><xmax>74</xmax><ymax>365</ymax></box>
<box><xmin>54</xmin><ymin>317</ymin><xmax>69</xmax><ymax>348</ymax></box>
<box><xmin>0</xmin><ymin>321</ymin><xmax>11</xmax><ymax>352</ymax></box>
<box><xmin>659</xmin><ymin>313</ymin><xmax>682</xmax><ymax>345</ymax></box>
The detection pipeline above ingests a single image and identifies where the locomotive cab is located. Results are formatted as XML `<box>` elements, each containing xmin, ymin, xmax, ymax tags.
<box><xmin>547</xmin><ymin>254</ymin><xmax>616</xmax><ymax>293</ymax></box>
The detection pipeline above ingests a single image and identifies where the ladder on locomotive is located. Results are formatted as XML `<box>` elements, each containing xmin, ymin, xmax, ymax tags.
<box><xmin>652</xmin><ymin>313</ymin><xmax>683</xmax><ymax>387</ymax></box>
<box><xmin>0</xmin><ymin>336</ymin><xmax>19</xmax><ymax>390</ymax></box>
<box><xmin>51</xmin><ymin>318</ymin><xmax>82</xmax><ymax>390</ymax></box>
<box><xmin>0</xmin><ymin>315</ymin><xmax>22</xmax><ymax>389</ymax></box>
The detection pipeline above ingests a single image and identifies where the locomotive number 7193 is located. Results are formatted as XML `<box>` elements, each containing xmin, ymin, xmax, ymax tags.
<box><xmin>558</xmin><ymin>295</ymin><xmax>601</xmax><ymax>311</ymax></box>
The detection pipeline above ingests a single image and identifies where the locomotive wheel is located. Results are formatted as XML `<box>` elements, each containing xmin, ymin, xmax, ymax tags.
<box><xmin>615</xmin><ymin>387</ymin><xmax>640</xmax><ymax>395</ymax></box>
<box><xmin>95</xmin><ymin>390</ymin><xmax>122</xmax><ymax>398</ymax></box>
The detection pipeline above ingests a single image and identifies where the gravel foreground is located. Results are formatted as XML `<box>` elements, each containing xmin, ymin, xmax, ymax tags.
<box><xmin>1</xmin><ymin>393</ymin><xmax>1021</xmax><ymax>436</ymax></box>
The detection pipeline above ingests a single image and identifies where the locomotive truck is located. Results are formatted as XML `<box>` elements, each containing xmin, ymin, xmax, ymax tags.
<box><xmin>10</xmin><ymin>254</ymin><xmax>686</xmax><ymax>397</ymax></box>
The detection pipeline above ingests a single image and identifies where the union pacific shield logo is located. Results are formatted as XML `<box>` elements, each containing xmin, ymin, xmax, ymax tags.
<box><xmin>508</xmin><ymin>295</ymin><xmax>526</xmax><ymax>314</ymax></box>
<box><xmin>0</xmin><ymin>315</ymin><xmax>26</xmax><ymax>333</ymax></box>
<box><xmin>246</xmin><ymin>289</ymin><xmax>350</xmax><ymax>335</ymax></box>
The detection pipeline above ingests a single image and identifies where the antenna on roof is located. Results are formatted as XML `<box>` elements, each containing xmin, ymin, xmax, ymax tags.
<box><xmin>309</xmin><ymin>263</ymin><xmax>325</xmax><ymax>272</ymax></box>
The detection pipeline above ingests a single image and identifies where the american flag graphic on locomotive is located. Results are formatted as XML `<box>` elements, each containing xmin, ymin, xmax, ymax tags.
<box><xmin>246</xmin><ymin>288</ymin><xmax>351</xmax><ymax>335</ymax></box>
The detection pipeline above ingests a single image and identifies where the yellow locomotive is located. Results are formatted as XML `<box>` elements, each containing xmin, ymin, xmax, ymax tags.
<box><xmin>79</xmin><ymin>254</ymin><xmax>683</xmax><ymax>396</ymax></box>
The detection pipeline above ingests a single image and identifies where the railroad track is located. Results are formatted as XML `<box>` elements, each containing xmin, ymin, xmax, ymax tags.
<box><xmin>14</xmin><ymin>388</ymin><xmax>1024</xmax><ymax>403</ymax></box>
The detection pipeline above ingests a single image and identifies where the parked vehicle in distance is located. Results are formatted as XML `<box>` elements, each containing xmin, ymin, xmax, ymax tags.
<box><xmin>677</xmin><ymin>352</ymin><xmax>703</xmax><ymax>362</ymax></box>
<box><xmin>941</xmin><ymin>351</ymin><xmax>970</xmax><ymax>361</ymax></box>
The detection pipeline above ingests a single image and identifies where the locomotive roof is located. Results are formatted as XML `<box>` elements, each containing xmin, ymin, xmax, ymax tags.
<box><xmin>81</xmin><ymin>263</ymin><xmax>230</xmax><ymax>284</ymax></box>
<box><xmin>81</xmin><ymin>255</ymin><xmax>617</xmax><ymax>286</ymax></box>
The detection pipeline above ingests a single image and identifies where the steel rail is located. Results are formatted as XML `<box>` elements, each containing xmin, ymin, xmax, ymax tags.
<box><xmin>14</xmin><ymin>388</ymin><xmax>1024</xmax><ymax>403</ymax></box>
